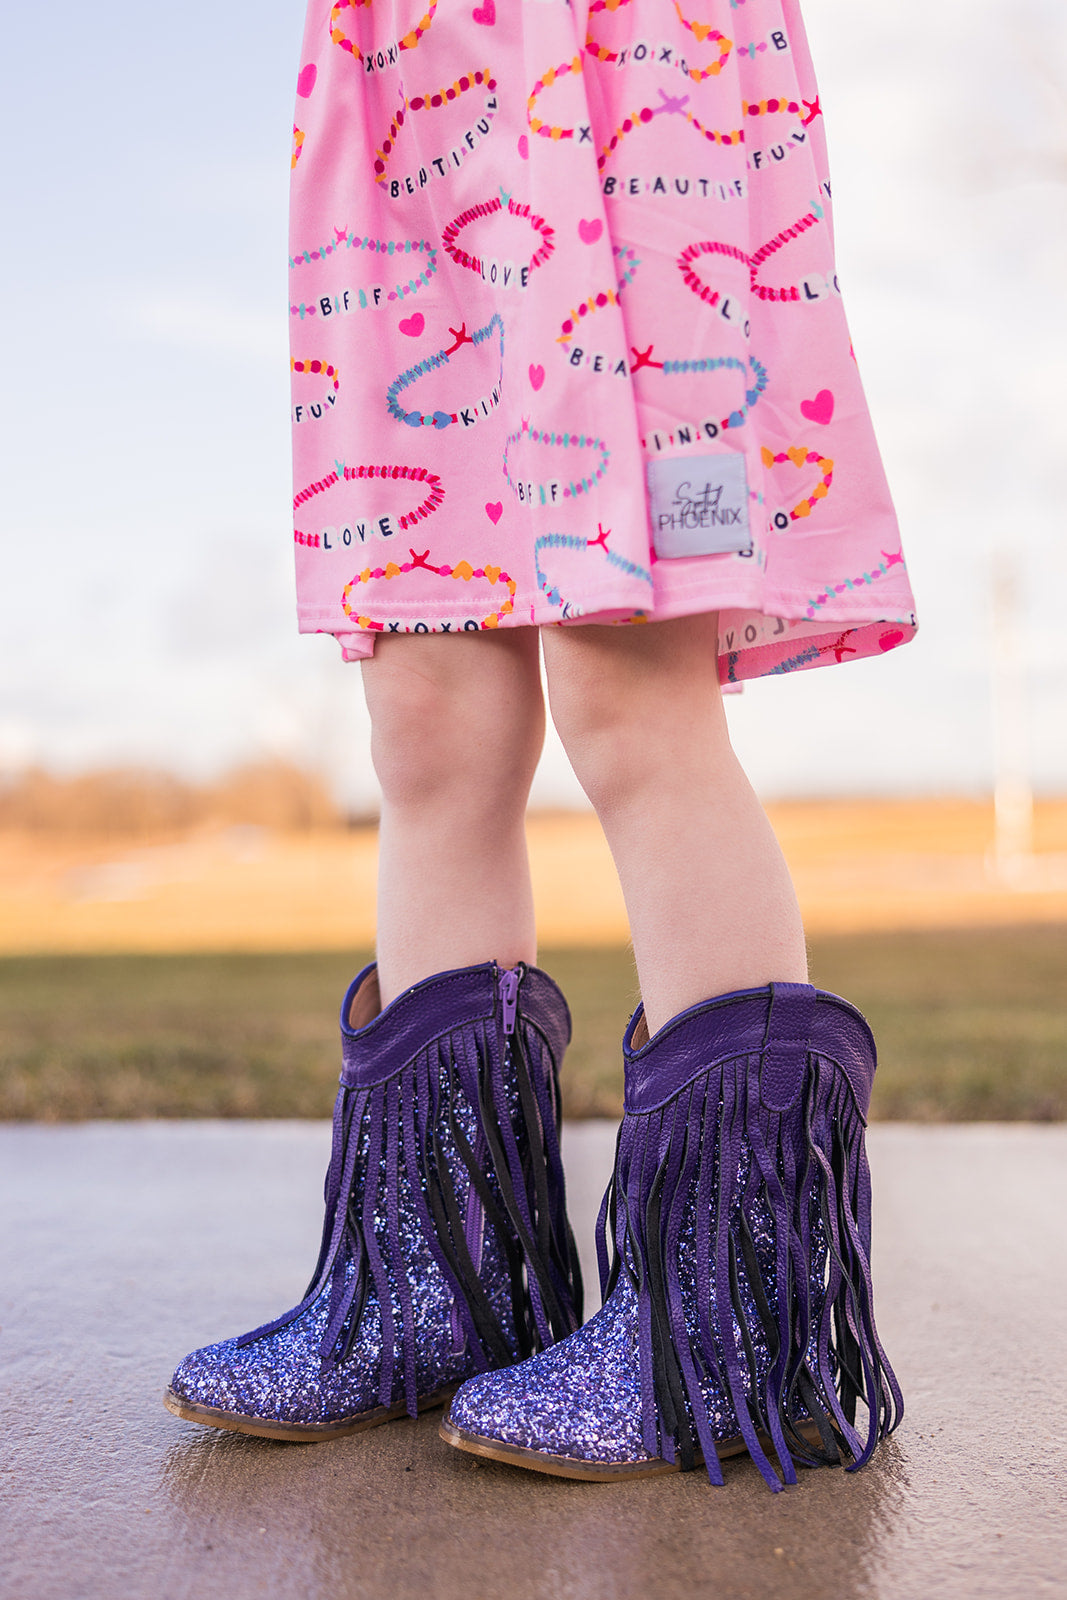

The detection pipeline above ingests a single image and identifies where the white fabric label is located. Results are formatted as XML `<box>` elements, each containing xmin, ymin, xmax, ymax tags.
<box><xmin>647</xmin><ymin>454</ymin><xmax>752</xmax><ymax>559</ymax></box>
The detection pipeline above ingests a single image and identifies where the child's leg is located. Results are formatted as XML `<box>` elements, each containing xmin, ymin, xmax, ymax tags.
<box><xmin>541</xmin><ymin>613</ymin><xmax>807</xmax><ymax>1035</ymax></box>
<box><xmin>165</xmin><ymin>630</ymin><xmax>583</xmax><ymax>1442</ymax></box>
<box><xmin>361</xmin><ymin>629</ymin><xmax>545</xmax><ymax>1005</ymax></box>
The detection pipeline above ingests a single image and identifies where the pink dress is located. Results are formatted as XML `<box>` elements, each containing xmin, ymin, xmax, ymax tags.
<box><xmin>289</xmin><ymin>0</ymin><xmax>917</xmax><ymax>682</ymax></box>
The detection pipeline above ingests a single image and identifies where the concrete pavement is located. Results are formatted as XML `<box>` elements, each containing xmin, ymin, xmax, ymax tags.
<box><xmin>1</xmin><ymin>1121</ymin><xmax>1065</xmax><ymax>1600</ymax></box>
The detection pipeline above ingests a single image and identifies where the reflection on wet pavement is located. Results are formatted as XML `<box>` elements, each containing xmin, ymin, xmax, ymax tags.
<box><xmin>1</xmin><ymin>1122</ymin><xmax>1064</xmax><ymax>1599</ymax></box>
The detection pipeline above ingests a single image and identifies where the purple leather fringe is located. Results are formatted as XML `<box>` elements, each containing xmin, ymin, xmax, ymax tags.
<box><xmin>597</xmin><ymin>983</ymin><xmax>903</xmax><ymax>1491</ymax></box>
<box><xmin>236</xmin><ymin>962</ymin><xmax>582</xmax><ymax>1417</ymax></box>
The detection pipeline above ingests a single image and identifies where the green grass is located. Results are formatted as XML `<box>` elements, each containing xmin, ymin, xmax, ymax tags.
<box><xmin>1</xmin><ymin>927</ymin><xmax>1065</xmax><ymax>1121</ymax></box>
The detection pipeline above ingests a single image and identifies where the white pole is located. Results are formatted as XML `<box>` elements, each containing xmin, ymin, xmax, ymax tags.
<box><xmin>990</xmin><ymin>550</ymin><xmax>1033</xmax><ymax>882</ymax></box>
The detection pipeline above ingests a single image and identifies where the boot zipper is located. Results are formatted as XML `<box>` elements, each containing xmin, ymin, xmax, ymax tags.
<box><xmin>453</xmin><ymin>974</ymin><xmax>525</xmax><ymax>1354</ymax></box>
<box><xmin>499</xmin><ymin>964</ymin><xmax>523</xmax><ymax>1035</ymax></box>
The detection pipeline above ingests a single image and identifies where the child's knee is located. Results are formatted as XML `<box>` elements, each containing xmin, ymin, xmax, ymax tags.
<box><xmin>545</xmin><ymin>663</ymin><xmax>647</xmax><ymax>812</ymax></box>
<box><xmin>362</xmin><ymin>635</ymin><xmax>543</xmax><ymax>811</ymax></box>
<box><xmin>544</xmin><ymin>621</ymin><xmax>727</xmax><ymax>812</ymax></box>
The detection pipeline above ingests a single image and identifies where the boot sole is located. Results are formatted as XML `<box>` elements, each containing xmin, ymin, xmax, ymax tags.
<box><xmin>162</xmin><ymin>1385</ymin><xmax>455</xmax><ymax>1442</ymax></box>
<box><xmin>439</xmin><ymin>1414</ymin><xmax>826</xmax><ymax>1481</ymax></box>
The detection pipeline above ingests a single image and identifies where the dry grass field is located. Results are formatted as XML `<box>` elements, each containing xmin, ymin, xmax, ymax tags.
<box><xmin>3</xmin><ymin>798</ymin><xmax>1067</xmax><ymax>954</ymax></box>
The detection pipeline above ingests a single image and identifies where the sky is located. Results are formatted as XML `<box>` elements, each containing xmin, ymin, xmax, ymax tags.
<box><xmin>2</xmin><ymin>0</ymin><xmax>1066</xmax><ymax>809</ymax></box>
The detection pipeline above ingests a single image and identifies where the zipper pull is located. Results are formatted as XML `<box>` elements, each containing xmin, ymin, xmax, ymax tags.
<box><xmin>498</xmin><ymin>965</ymin><xmax>523</xmax><ymax>1035</ymax></box>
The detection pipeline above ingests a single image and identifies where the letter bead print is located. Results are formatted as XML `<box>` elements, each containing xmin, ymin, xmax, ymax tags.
<box><xmin>289</xmin><ymin>0</ymin><xmax>917</xmax><ymax>681</ymax></box>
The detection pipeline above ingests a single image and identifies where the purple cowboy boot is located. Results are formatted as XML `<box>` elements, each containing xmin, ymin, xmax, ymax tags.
<box><xmin>442</xmin><ymin>983</ymin><xmax>902</xmax><ymax>1490</ymax></box>
<box><xmin>164</xmin><ymin>961</ymin><xmax>582</xmax><ymax>1440</ymax></box>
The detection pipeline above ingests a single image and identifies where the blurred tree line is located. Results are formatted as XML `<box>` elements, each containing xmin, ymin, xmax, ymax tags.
<box><xmin>0</xmin><ymin>762</ymin><xmax>350</xmax><ymax>837</ymax></box>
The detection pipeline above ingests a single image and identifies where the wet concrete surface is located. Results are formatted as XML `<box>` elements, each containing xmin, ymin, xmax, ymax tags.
<box><xmin>1</xmin><ymin>1120</ymin><xmax>1064</xmax><ymax>1600</ymax></box>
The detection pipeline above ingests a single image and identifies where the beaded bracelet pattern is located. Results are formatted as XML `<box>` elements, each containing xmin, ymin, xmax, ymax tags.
<box><xmin>657</xmin><ymin>351</ymin><xmax>769</xmax><ymax>435</ymax></box>
<box><xmin>330</xmin><ymin>0</ymin><xmax>436</xmax><ymax>68</ymax></box>
<box><xmin>503</xmin><ymin>419</ymin><xmax>611</xmax><ymax>508</ymax></box>
<box><xmin>535</xmin><ymin>528</ymin><xmax>652</xmax><ymax>615</ymax></box>
<box><xmin>749</xmin><ymin>206</ymin><xmax>823</xmax><ymax>301</ymax></box>
<box><xmin>441</xmin><ymin>189</ymin><xmax>555</xmax><ymax>279</ymax></box>
<box><xmin>407</xmin><ymin>67</ymin><xmax>491</xmax><ymax>117</ymax></box>
<box><xmin>669</xmin><ymin>1</ymin><xmax>732</xmax><ymax>79</ymax></box>
<box><xmin>760</xmin><ymin>642</ymin><xmax>823</xmax><ymax>677</ymax></box>
<box><xmin>676</xmin><ymin>206</ymin><xmax>830</xmax><ymax>312</ymax></box>
<box><xmin>385</xmin><ymin>313</ymin><xmax>505</xmax><ymax>431</ymax></box>
<box><xmin>761</xmin><ymin>444</ymin><xmax>834</xmax><ymax>523</ymax></box>
<box><xmin>628</xmin><ymin>343</ymin><xmax>766</xmax><ymax>441</ymax></box>
<box><xmin>527</xmin><ymin>54</ymin><xmax>583</xmax><ymax>141</ymax></box>
<box><xmin>555</xmin><ymin>245</ymin><xmax>639</xmax><ymax>373</ymax></box>
<box><xmin>293</xmin><ymin>462</ymin><xmax>444</xmax><ymax>537</ymax></box>
<box><xmin>677</xmin><ymin>238</ymin><xmax>749</xmax><ymax>303</ymax></box>
<box><xmin>597</xmin><ymin>92</ymin><xmax>686</xmax><ymax>172</ymax></box>
<box><xmin>596</xmin><ymin>85</ymin><xmax>813</xmax><ymax>175</ymax></box>
<box><xmin>671</xmin><ymin>0</ymin><xmax>728</xmax><ymax>50</ymax></box>
<box><xmin>291</xmin><ymin>357</ymin><xmax>341</xmax><ymax>421</ymax></box>
<box><xmin>584</xmin><ymin>0</ymin><xmax>733</xmax><ymax>83</ymax></box>
<box><xmin>341</xmin><ymin>547</ymin><xmax>517</xmax><ymax>633</ymax></box>
<box><xmin>735</xmin><ymin>30</ymin><xmax>793</xmax><ymax>61</ymax></box>
<box><xmin>289</xmin><ymin>233</ymin><xmax>438</xmax><ymax>319</ymax></box>
<box><xmin>681</xmin><ymin>92</ymin><xmax>805</xmax><ymax>157</ymax></box>
<box><xmin>291</xmin><ymin>358</ymin><xmax>340</xmax><ymax>391</ymax></box>
<box><xmin>373</xmin><ymin>69</ymin><xmax>498</xmax><ymax>189</ymax></box>
<box><xmin>290</xmin><ymin>229</ymin><xmax>435</xmax><ymax>276</ymax></box>
<box><xmin>802</xmin><ymin>550</ymin><xmax>907</xmax><ymax>622</ymax></box>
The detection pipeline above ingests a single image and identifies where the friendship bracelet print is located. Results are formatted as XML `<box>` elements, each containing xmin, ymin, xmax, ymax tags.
<box><xmin>526</xmin><ymin>44</ymin><xmax>749</xmax><ymax>155</ymax></box>
<box><xmin>584</xmin><ymin>0</ymin><xmax>736</xmax><ymax>84</ymax></box>
<box><xmin>555</xmin><ymin>245</ymin><xmax>639</xmax><ymax>378</ymax></box>
<box><xmin>642</xmin><ymin>418</ymin><xmax>747</xmax><ymax>452</ymax></box>
<box><xmin>760</xmin><ymin>642</ymin><xmax>823</xmax><ymax>677</ymax></box>
<box><xmin>801</xmin><ymin>550</ymin><xmax>907</xmax><ymax>622</ymax></box>
<box><xmin>527</xmin><ymin>55</ymin><xmax>584</xmax><ymax>141</ymax></box>
<box><xmin>291</xmin><ymin>357</ymin><xmax>340</xmax><ymax>423</ymax></box>
<box><xmin>289</xmin><ymin>232</ymin><xmax>438</xmax><ymax>319</ymax></box>
<box><xmin>676</xmin><ymin>238</ymin><xmax>753</xmax><ymax>334</ymax></box>
<box><xmin>330</xmin><ymin>0</ymin><xmax>437</xmax><ymax>71</ymax></box>
<box><xmin>503</xmin><ymin>419</ymin><xmax>611</xmax><ymax>508</ymax></box>
<box><xmin>600</xmin><ymin>172</ymin><xmax>747</xmax><ymax>204</ymax></box>
<box><xmin>373</xmin><ymin>71</ymin><xmax>499</xmax><ymax>193</ymax></box>
<box><xmin>631</xmin><ymin>348</ymin><xmax>767</xmax><ymax>450</ymax></box>
<box><xmin>596</xmin><ymin>89</ymin><xmax>703</xmax><ymax>172</ymax></box>
<box><xmin>386</xmin><ymin>313</ymin><xmax>505</xmax><ymax>431</ymax></box>
<box><xmin>676</xmin><ymin>205</ymin><xmax>836</xmax><ymax>314</ymax></box>
<box><xmin>671</xmin><ymin>0</ymin><xmax>731</xmax><ymax>56</ymax></box>
<box><xmin>745</xmin><ymin>92</ymin><xmax>821</xmax><ymax>161</ymax></box>
<box><xmin>293</xmin><ymin>462</ymin><xmax>444</xmax><ymax>547</ymax></box>
<box><xmin>441</xmin><ymin>189</ymin><xmax>555</xmax><ymax>284</ymax></box>
<box><xmin>535</xmin><ymin>527</ymin><xmax>652</xmax><ymax>617</ymax></box>
<box><xmin>677</xmin><ymin>238</ymin><xmax>748</xmax><ymax>300</ymax></box>
<box><xmin>734</xmin><ymin>28</ymin><xmax>794</xmax><ymax>61</ymax></box>
<box><xmin>653</xmin><ymin>350</ymin><xmax>769</xmax><ymax>430</ymax></box>
<box><xmin>683</xmin><ymin>92</ymin><xmax>818</xmax><ymax>172</ymax></box>
<box><xmin>291</xmin><ymin>127</ymin><xmax>305</xmax><ymax>170</ymax></box>
<box><xmin>761</xmin><ymin>444</ymin><xmax>834</xmax><ymax>525</ymax></box>
<box><xmin>598</xmin><ymin>86</ymin><xmax>818</xmax><ymax>175</ymax></box>
<box><xmin>341</xmin><ymin>547</ymin><xmax>517</xmax><ymax>632</ymax></box>
<box><xmin>749</xmin><ymin>204</ymin><xmax>829</xmax><ymax>301</ymax></box>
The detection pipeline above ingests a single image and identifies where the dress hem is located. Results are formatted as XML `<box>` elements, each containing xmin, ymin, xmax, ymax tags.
<box><xmin>296</xmin><ymin>591</ymin><xmax>915</xmax><ymax>635</ymax></box>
